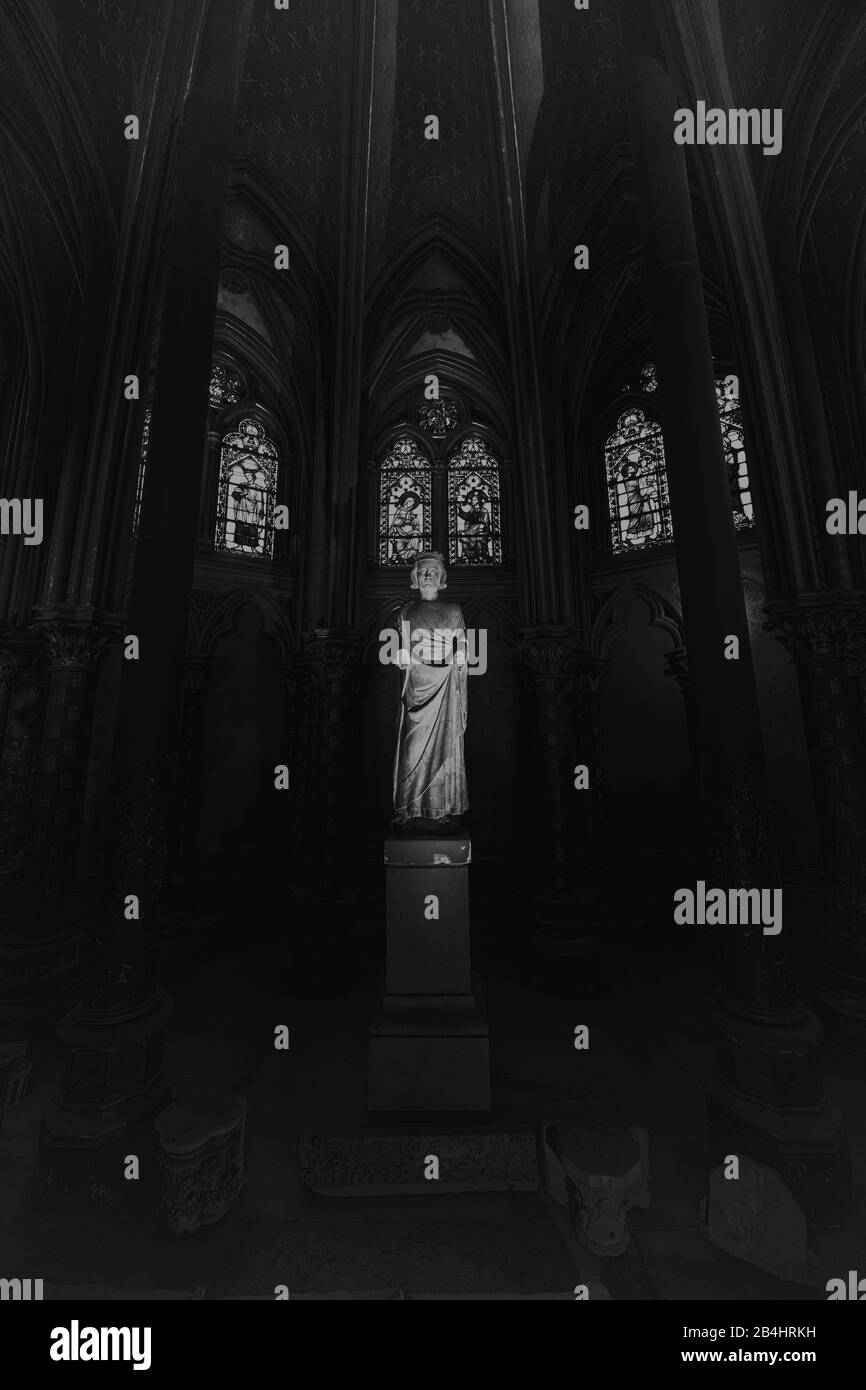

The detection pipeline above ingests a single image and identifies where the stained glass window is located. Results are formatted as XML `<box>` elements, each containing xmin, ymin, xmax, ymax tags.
<box><xmin>640</xmin><ymin>362</ymin><xmax>658</xmax><ymax>392</ymax></box>
<box><xmin>132</xmin><ymin>406</ymin><xmax>151</xmax><ymax>537</ymax></box>
<box><xmin>214</xmin><ymin>417</ymin><xmax>279</xmax><ymax>559</ymax></box>
<box><xmin>447</xmin><ymin>435</ymin><xmax>502</xmax><ymax>566</ymax></box>
<box><xmin>716</xmin><ymin>380</ymin><xmax>754</xmax><ymax>530</ymax></box>
<box><xmin>605</xmin><ymin>408</ymin><xmax>673</xmax><ymax>553</ymax></box>
<box><xmin>417</xmin><ymin>396</ymin><xmax>461</xmax><ymax>437</ymax></box>
<box><xmin>378</xmin><ymin>436</ymin><xmax>432</xmax><ymax>565</ymax></box>
<box><xmin>209</xmin><ymin>362</ymin><xmax>244</xmax><ymax>410</ymax></box>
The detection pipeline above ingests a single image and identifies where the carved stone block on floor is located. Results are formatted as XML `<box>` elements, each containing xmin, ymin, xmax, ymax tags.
<box><xmin>703</xmin><ymin>1155</ymin><xmax>809</xmax><ymax>1284</ymax></box>
<box><xmin>155</xmin><ymin>1094</ymin><xmax>247</xmax><ymax>1235</ymax></box>
<box><xmin>540</xmin><ymin>1119</ymin><xmax>650</xmax><ymax>1256</ymax></box>
<box><xmin>299</xmin><ymin>1128</ymin><xmax>538</xmax><ymax>1195</ymax></box>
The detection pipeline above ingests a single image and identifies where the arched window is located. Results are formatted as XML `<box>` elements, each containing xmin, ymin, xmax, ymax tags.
<box><xmin>605</xmin><ymin>368</ymin><xmax>755</xmax><ymax>555</ymax></box>
<box><xmin>209</xmin><ymin>362</ymin><xmax>245</xmax><ymax>411</ymax></box>
<box><xmin>378</xmin><ymin>436</ymin><xmax>432</xmax><ymax>566</ymax></box>
<box><xmin>605</xmin><ymin>408</ymin><xmax>672</xmax><ymax>554</ymax></box>
<box><xmin>716</xmin><ymin>379</ymin><xmax>754</xmax><ymax>530</ymax></box>
<box><xmin>214</xmin><ymin>417</ymin><xmax>279</xmax><ymax>559</ymax></box>
<box><xmin>447</xmin><ymin>434</ymin><xmax>502</xmax><ymax>566</ymax></box>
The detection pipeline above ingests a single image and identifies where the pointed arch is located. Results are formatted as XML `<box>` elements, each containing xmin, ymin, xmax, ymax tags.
<box><xmin>591</xmin><ymin>583</ymin><xmax>684</xmax><ymax>661</ymax></box>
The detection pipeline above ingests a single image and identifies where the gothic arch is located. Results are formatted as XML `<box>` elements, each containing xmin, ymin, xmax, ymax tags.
<box><xmin>192</xmin><ymin>587</ymin><xmax>295</xmax><ymax>663</ymax></box>
<box><xmin>590</xmin><ymin>583</ymin><xmax>684</xmax><ymax>661</ymax></box>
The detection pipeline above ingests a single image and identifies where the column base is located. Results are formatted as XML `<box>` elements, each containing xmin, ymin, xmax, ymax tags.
<box><xmin>707</xmin><ymin>992</ymin><xmax>851</xmax><ymax>1226</ymax></box>
<box><xmin>37</xmin><ymin>990</ymin><xmax>173</xmax><ymax>1201</ymax></box>
<box><xmin>368</xmin><ymin>977</ymin><xmax>491</xmax><ymax>1113</ymax></box>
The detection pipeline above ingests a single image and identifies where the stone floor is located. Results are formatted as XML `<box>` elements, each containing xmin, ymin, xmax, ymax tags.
<box><xmin>0</xmin><ymin>912</ymin><xmax>863</xmax><ymax>1301</ymax></box>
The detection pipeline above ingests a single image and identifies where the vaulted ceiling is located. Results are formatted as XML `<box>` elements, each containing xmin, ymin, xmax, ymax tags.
<box><xmin>1</xmin><ymin>0</ymin><xmax>865</xmax><ymax>421</ymax></box>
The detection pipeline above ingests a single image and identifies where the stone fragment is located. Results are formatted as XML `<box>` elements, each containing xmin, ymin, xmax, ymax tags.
<box><xmin>705</xmin><ymin>1155</ymin><xmax>809</xmax><ymax>1283</ymax></box>
<box><xmin>541</xmin><ymin>1119</ymin><xmax>650</xmax><ymax>1256</ymax></box>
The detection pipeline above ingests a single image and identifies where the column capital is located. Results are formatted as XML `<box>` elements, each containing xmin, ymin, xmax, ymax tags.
<box><xmin>302</xmin><ymin>629</ymin><xmax>364</xmax><ymax>682</ymax></box>
<box><xmin>765</xmin><ymin>593</ymin><xmax>866</xmax><ymax>663</ymax></box>
<box><xmin>513</xmin><ymin>627</ymin><xmax>599</xmax><ymax>683</ymax></box>
<box><xmin>30</xmin><ymin>612</ymin><xmax>119</xmax><ymax>669</ymax></box>
<box><xmin>514</xmin><ymin>628</ymin><xmax>589</xmax><ymax>675</ymax></box>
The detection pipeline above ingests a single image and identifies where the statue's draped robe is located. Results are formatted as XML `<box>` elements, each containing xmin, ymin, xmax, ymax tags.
<box><xmin>393</xmin><ymin>601</ymin><xmax>468</xmax><ymax>822</ymax></box>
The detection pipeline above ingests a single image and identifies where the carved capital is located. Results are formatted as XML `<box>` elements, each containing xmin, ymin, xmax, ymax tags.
<box><xmin>34</xmin><ymin>621</ymin><xmax>113</xmax><ymax>669</ymax></box>
<box><xmin>765</xmin><ymin>595</ymin><xmax>866</xmax><ymax>664</ymax></box>
<box><xmin>514</xmin><ymin>627</ymin><xmax>589</xmax><ymax>681</ymax></box>
<box><xmin>303</xmin><ymin>630</ymin><xmax>364</xmax><ymax>683</ymax></box>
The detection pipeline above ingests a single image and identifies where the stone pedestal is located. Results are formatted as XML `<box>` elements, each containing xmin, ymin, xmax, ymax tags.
<box><xmin>38</xmin><ymin>991</ymin><xmax>172</xmax><ymax>1199</ymax></box>
<box><xmin>368</xmin><ymin>837</ymin><xmax>490</xmax><ymax>1112</ymax></box>
<box><xmin>155</xmin><ymin>1094</ymin><xmax>247</xmax><ymax>1235</ymax></box>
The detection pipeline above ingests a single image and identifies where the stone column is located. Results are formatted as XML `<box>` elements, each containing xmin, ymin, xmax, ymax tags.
<box><xmin>0</xmin><ymin>648</ymin><xmax>17</xmax><ymax>752</ymax></box>
<box><xmin>618</xmin><ymin>0</ymin><xmax>849</xmax><ymax>1223</ymax></box>
<box><xmin>282</xmin><ymin>654</ymin><xmax>313</xmax><ymax>876</ymax></box>
<box><xmin>289</xmin><ymin>631</ymin><xmax>365</xmax><ymax>990</ymax></box>
<box><xmin>0</xmin><ymin>648</ymin><xmax>24</xmax><ymax>920</ymax></box>
<box><xmin>197</xmin><ymin>430</ymin><xmax>221</xmax><ymax>548</ymax></box>
<box><xmin>514</xmin><ymin>629</ymin><xmax>606</xmax><ymax>992</ymax></box>
<box><xmin>39</xmin><ymin>0</ymin><xmax>255</xmax><ymax>1196</ymax></box>
<box><xmin>167</xmin><ymin>657</ymin><xmax>211</xmax><ymax>896</ymax></box>
<box><xmin>0</xmin><ymin>619</ymin><xmax>111</xmax><ymax>1028</ymax></box>
<box><xmin>0</xmin><ymin>650</ymin><xmax>45</xmax><ymax>910</ymax></box>
<box><xmin>767</xmin><ymin>596</ymin><xmax>866</xmax><ymax>1052</ymax></box>
<box><xmin>664</xmin><ymin>645</ymin><xmax>706</xmax><ymax>853</ymax></box>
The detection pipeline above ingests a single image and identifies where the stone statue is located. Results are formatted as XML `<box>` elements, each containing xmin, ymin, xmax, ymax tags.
<box><xmin>392</xmin><ymin>551</ymin><xmax>468</xmax><ymax>832</ymax></box>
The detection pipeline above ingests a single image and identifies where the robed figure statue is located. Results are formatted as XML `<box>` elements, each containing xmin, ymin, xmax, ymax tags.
<box><xmin>392</xmin><ymin>551</ymin><xmax>468</xmax><ymax>831</ymax></box>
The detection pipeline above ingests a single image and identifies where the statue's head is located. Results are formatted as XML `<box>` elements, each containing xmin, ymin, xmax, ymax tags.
<box><xmin>410</xmin><ymin>550</ymin><xmax>447</xmax><ymax>596</ymax></box>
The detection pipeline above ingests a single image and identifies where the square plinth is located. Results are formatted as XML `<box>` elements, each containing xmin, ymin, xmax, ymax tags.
<box><xmin>384</xmin><ymin>837</ymin><xmax>472</xmax><ymax>995</ymax></box>
<box><xmin>368</xmin><ymin>983</ymin><xmax>491</xmax><ymax>1112</ymax></box>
